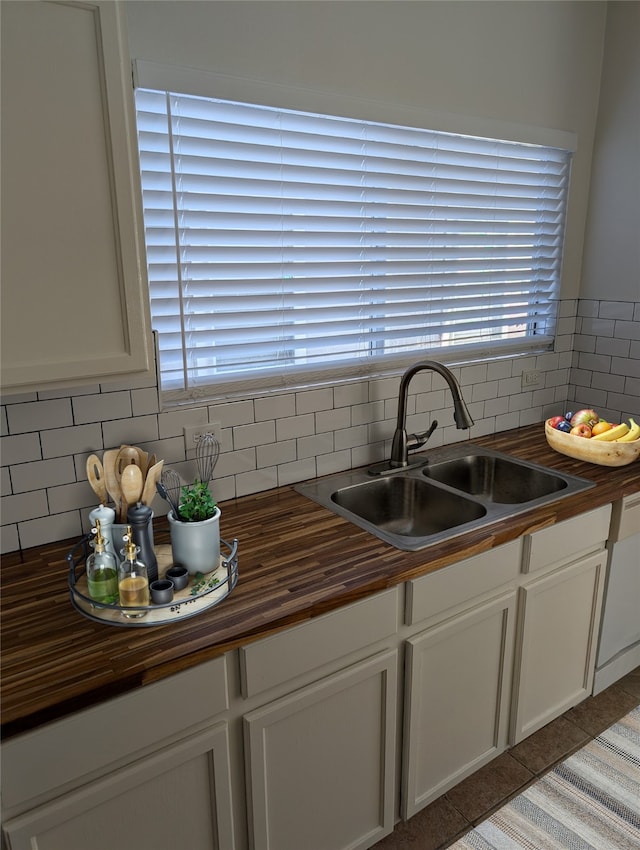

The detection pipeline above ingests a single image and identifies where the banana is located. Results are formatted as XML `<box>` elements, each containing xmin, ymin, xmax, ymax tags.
<box><xmin>591</xmin><ymin>422</ymin><xmax>630</xmax><ymax>441</ymax></box>
<box><xmin>616</xmin><ymin>417</ymin><xmax>640</xmax><ymax>442</ymax></box>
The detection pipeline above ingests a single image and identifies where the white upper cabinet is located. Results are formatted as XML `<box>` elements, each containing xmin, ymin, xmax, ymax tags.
<box><xmin>1</xmin><ymin>0</ymin><xmax>153</xmax><ymax>394</ymax></box>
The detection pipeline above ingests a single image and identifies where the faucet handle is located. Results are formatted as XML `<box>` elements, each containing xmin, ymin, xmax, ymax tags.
<box><xmin>408</xmin><ymin>419</ymin><xmax>438</xmax><ymax>453</ymax></box>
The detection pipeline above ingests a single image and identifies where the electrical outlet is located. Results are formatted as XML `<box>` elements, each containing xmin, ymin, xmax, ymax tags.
<box><xmin>183</xmin><ymin>421</ymin><xmax>222</xmax><ymax>453</ymax></box>
<box><xmin>521</xmin><ymin>369</ymin><xmax>541</xmax><ymax>388</ymax></box>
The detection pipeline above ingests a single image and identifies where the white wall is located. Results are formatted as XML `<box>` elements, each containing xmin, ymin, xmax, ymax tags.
<box><xmin>580</xmin><ymin>1</ymin><xmax>640</xmax><ymax>302</ymax></box>
<box><xmin>126</xmin><ymin>0</ymin><xmax>606</xmax><ymax>300</ymax></box>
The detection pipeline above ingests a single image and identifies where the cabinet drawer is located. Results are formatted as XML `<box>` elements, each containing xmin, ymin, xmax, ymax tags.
<box><xmin>239</xmin><ymin>587</ymin><xmax>398</xmax><ymax>698</ymax></box>
<box><xmin>609</xmin><ymin>493</ymin><xmax>640</xmax><ymax>542</ymax></box>
<box><xmin>523</xmin><ymin>505</ymin><xmax>612</xmax><ymax>574</ymax></box>
<box><xmin>2</xmin><ymin>655</ymin><xmax>228</xmax><ymax>813</ymax></box>
<box><xmin>405</xmin><ymin>540</ymin><xmax>521</xmax><ymax>626</ymax></box>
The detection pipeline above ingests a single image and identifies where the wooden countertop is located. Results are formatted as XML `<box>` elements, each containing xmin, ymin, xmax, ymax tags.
<box><xmin>2</xmin><ymin>426</ymin><xmax>639</xmax><ymax>738</ymax></box>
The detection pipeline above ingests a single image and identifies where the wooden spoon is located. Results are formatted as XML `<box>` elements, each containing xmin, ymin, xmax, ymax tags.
<box><xmin>86</xmin><ymin>454</ymin><xmax>107</xmax><ymax>505</ymax></box>
<box><xmin>103</xmin><ymin>448</ymin><xmax>124</xmax><ymax>519</ymax></box>
<box><xmin>116</xmin><ymin>445</ymin><xmax>142</xmax><ymax>477</ymax></box>
<box><xmin>120</xmin><ymin>464</ymin><xmax>144</xmax><ymax>514</ymax></box>
<box><xmin>141</xmin><ymin>459</ymin><xmax>164</xmax><ymax>508</ymax></box>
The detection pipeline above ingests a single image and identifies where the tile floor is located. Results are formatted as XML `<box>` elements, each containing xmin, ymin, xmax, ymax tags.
<box><xmin>373</xmin><ymin>667</ymin><xmax>640</xmax><ymax>850</ymax></box>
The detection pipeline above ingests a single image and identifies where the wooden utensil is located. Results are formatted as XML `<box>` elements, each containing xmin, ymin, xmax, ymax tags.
<box><xmin>116</xmin><ymin>445</ymin><xmax>142</xmax><ymax>477</ymax></box>
<box><xmin>85</xmin><ymin>454</ymin><xmax>107</xmax><ymax>504</ymax></box>
<box><xmin>103</xmin><ymin>448</ymin><xmax>124</xmax><ymax>521</ymax></box>
<box><xmin>120</xmin><ymin>464</ymin><xmax>144</xmax><ymax>513</ymax></box>
<box><xmin>141</xmin><ymin>459</ymin><xmax>164</xmax><ymax>507</ymax></box>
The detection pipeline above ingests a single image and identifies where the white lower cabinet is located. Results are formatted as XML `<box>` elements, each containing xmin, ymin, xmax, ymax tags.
<box><xmin>511</xmin><ymin>550</ymin><xmax>607</xmax><ymax>744</ymax></box>
<box><xmin>1</xmin><ymin>657</ymin><xmax>234</xmax><ymax>850</ymax></box>
<box><xmin>244</xmin><ymin>650</ymin><xmax>398</xmax><ymax>850</ymax></box>
<box><xmin>402</xmin><ymin>591</ymin><xmax>517</xmax><ymax>818</ymax></box>
<box><xmin>238</xmin><ymin>588</ymin><xmax>400</xmax><ymax>850</ymax></box>
<box><xmin>510</xmin><ymin>506</ymin><xmax>611</xmax><ymax>744</ymax></box>
<box><xmin>2</xmin><ymin>724</ymin><xmax>234</xmax><ymax>850</ymax></box>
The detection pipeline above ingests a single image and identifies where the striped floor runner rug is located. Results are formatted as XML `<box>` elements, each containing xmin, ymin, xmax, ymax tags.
<box><xmin>450</xmin><ymin>705</ymin><xmax>640</xmax><ymax>850</ymax></box>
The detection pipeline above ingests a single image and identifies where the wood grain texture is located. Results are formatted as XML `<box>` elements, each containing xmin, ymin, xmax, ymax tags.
<box><xmin>2</xmin><ymin>426</ymin><xmax>639</xmax><ymax>738</ymax></box>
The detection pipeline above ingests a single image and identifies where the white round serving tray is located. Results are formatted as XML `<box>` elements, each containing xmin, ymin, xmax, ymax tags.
<box><xmin>67</xmin><ymin>538</ymin><xmax>238</xmax><ymax>627</ymax></box>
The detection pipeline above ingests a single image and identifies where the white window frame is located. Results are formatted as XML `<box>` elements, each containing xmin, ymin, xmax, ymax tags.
<box><xmin>134</xmin><ymin>61</ymin><xmax>576</xmax><ymax>406</ymax></box>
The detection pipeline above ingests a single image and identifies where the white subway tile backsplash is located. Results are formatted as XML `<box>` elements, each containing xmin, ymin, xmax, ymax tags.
<box><xmin>213</xmin><ymin>399</ymin><xmax>255</xmax><ymax>428</ymax></box>
<box><xmin>578</xmin><ymin>300</ymin><xmax>600</xmax><ymax>318</ymax></box>
<box><xmin>158</xmin><ymin>406</ymin><xmax>207</xmax><ymax>439</ymax></box>
<box><xmin>236</xmin><ymin>467</ymin><xmax>278</xmax><ymax>497</ymax></box>
<box><xmin>335</xmin><ymin>381</ymin><xmax>367</xmax><ymax>407</ymax></box>
<box><xmin>316</xmin><ymin>449</ymin><xmax>351</xmax><ymax>476</ymax></box>
<box><xmin>599</xmin><ymin>301</ymin><xmax>629</xmax><ymax>320</ymax></box>
<box><xmin>497</xmin><ymin>377</ymin><xmax>522</xmax><ymax>396</ymax></box>
<box><xmin>333</xmin><ymin>424</ymin><xmax>368</xmax><ymax>452</ymax></box>
<box><xmin>278</xmin><ymin>458</ymin><xmax>316</xmax><ymax>486</ymax></box>
<box><xmin>48</xmin><ymin>481</ymin><xmax>97</xmax><ymax>514</ymax></box>
<box><xmin>486</xmin><ymin>360</ymin><xmax>513</xmax><ymax>381</ymax></box>
<box><xmin>1</xmin><ymin>524</ymin><xmax>19</xmax><ymax>554</ymax></box>
<box><xmin>73</xmin><ymin>391</ymin><xmax>132</xmax><ymax>425</ymax></box>
<box><xmin>255</xmin><ymin>393</ymin><xmax>296</xmax><ymax>421</ymax></box>
<box><xmin>611</xmin><ymin>356</ymin><xmax>640</xmax><ymax>378</ymax></box>
<box><xmin>296</xmin><ymin>387</ymin><xmax>333</xmax><ymax>415</ymax></box>
<box><xmin>351</xmin><ymin>400</ymin><xmax>385</xmax><ymax>426</ymax></box>
<box><xmin>2</xmin><ymin>490</ymin><xmax>49</xmax><ymax>525</ymax></box>
<box><xmin>591</xmin><ymin>372</ymin><xmax>626</xmax><ymax>393</ymax></box>
<box><xmin>2</xmin><ymin>297</ymin><xmax>639</xmax><ymax>553</ymax></box>
<box><xmin>274</xmin><ymin>414</ymin><xmax>314</xmax><ymax>442</ymax></box>
<box><xmin>132</xmin><ymin>387</ymin><xmax>160</xmax><ymax>417</ymax></box>
<box><xmin>256</xmin><ymin>440</ymin><xmax>296</xmax><ymax>468</ymax></box>
<box><xmin>1</xmin><ymin>467</ymin><xmax>11</xmax><ymax>498</ymax></box>
<box><xmin>616</xmin><ymin>320</ymin><xmax>640</xmax><ymax>341</ymax></box>
<box><xmin>102</xmin><ymin>414</ymin><xmax>159</xmax><ymax>448</ymax></box>
<box><xmin>315</xmin><ymin>407</ymin><xmax>350</xmax><ymax>433</ymax></box>
<box><xmin>11</xmin><ymin>457</ymin><xmax>76</xmax><ymax>494</ymax></box>
<box><xmin>415</xmin><ymin>389</ymin><xmax>446</xmax><ymax>413</ymax></box>
<box><xmin>1</xmin><ymin>433</ymin><xmax>42</xmax><ymax>466</ymax></box>
<box><xmin>581</xmin><ymin>317</ymin><xmax>616</xmax><ymax>337</ymax></box>
<box><xmin>18</xmin><ymin>510</ymin><xmax>82</xmax><ymax>550</ymax></box>
<box><xmin>471</xmin><ymin>381</ymin><xmax>499</xmax><ymax>402</ymax></box>
<box><xmin>40</xmin><ymin>424</ymin><xmax>103</xmax><ymax>459</ymax></box>
<box><xmin>298</xmin><ymin>432</ymin><xmax>334</xmax><ymax>459</ymax></box>
<box><xmin>460</xmin><ymin>363</ymin><xmax>487</xmax><ymax>385</ymax></box>
<box><xmin>6</xmin><ymin>398</ymin><xmax>73</xmax><ymax>433</ymax></box>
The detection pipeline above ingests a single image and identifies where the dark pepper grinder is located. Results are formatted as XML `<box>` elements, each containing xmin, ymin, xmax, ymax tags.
<box><xmin>127</xmin><ymin>502</ymin><xmax>158</xmax><ymax>583</ymax></box>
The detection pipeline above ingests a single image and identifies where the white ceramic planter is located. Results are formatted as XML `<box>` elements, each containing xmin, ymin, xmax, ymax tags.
<box><xmin>167</xmin><ymin>507</ymin><xmax>221</xmax><ymax>575</ymax></box>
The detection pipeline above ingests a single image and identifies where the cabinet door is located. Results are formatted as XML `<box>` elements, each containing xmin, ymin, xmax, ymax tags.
<box><xmin>244</xmin><ymin>650</ymin><xmax>397</xmax><ymax>850</ymax></box>
<box><xmin>1</xmin><ymin>0</ymin><xmax>152</xmax><ymax>393</ymax></box>
<box><xmin>2</xmin><ymin>724</ymin><xmax>235</xmax><ymax>850</ymax></box>
<box><xmin>402</xmin><ymin>592</ymin><xmax>517</xmax><ymax>818</ymax></box>
<box><xmin>511</xmin><ymin>550</ymin><xmax>606</xmax><ymax>744</ymax></box>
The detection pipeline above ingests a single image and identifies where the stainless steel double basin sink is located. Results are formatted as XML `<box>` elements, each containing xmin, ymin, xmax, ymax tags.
<box><xmin>295</xmin><ymin>445</ymin><xmax>594</xmax><ymax>551</ymax></box>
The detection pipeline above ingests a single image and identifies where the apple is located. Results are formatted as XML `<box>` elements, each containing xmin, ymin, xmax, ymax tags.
<box><xmin>570</xmin><ymin>409</ymin><xmax>598</xmax><ymax>428</ymax></box>
<box><xmin>570</xmin><ymin>423</ymin><xmax>592</xmax><ymax>438</ymax></box>
<box><xmin>548</xmin><ymin>416</ymin><xmax>565</xmax><ymax>429</ymax></box>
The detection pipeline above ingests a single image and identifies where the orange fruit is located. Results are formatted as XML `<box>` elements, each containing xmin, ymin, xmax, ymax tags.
<box><xmin>591</xmin><ymin>421</ymin><xmax>613</xmax><ymax>436</ymax></box>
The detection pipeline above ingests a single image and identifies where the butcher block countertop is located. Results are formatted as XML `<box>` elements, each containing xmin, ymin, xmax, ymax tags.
<box><xmin>2</xmin><ymin>425</ymin><xmax>640</xmax><ymax>738</ymax></box>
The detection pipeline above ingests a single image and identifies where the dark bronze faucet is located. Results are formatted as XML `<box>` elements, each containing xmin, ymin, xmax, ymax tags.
<box><xmin>370</xmin><ymin>360</ymin><xmax>474</xmax><ymax>474</ymax></box>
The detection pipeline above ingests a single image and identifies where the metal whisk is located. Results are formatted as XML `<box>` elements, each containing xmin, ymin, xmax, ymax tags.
<box><xmin>157</xmin><ymin>467</ymin><xmax>183</xmax><ymax>516</ymax></box>
<box><xmin>195</xmin><ymin>433</ymin><xmax>220</xmax><ymax>485</ymax></box>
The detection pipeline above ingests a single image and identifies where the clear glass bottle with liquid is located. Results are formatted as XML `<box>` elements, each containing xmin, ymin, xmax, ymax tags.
<box><xmin>118</xmin><ymin>526</ymin><xmax>150</xmax><ymax>618</ymax></box>
<box><xmin>86</xmin><ymin>519</ymin><xmax>119</xmax><ymax>605</ymax></box>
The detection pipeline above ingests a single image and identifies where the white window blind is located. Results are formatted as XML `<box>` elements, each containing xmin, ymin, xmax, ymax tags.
<box><xmin>135</xmin><ymin>88</ymin><xmax>571</xmax><ymax>402</ymax></box>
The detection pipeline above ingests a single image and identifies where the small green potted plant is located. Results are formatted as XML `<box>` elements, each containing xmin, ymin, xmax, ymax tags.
<box><xmin>167</xmin><ymin>479</ymin><xmax>221</xmax><ymax>575</ymax></box>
